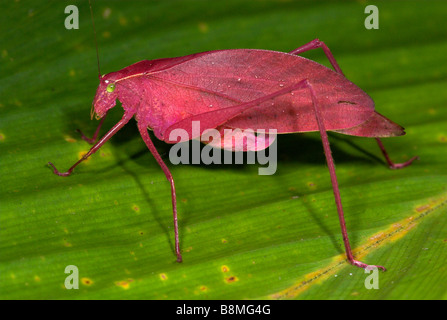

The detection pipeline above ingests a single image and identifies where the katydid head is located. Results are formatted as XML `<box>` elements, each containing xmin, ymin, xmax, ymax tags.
<box><xmin>91</xmin><ymin>74</ymin><xmax>119</xmax><ymax>120</ymax></box>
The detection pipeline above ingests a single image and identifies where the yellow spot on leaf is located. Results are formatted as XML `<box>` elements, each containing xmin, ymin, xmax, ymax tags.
<box><xmin>68</xmin><ymin>69</ymin><xmax>76</xmax><ymax>77</ymax></box>
<box><xmin>159</xmin><ymin>273</ymin><xmax>168</xmax><ymax>281</ymax></box>
<box><xmin>221</xmin><ymin>265</ymin><xmax>229</xmax><ymax>273</ymax></box>
<box><xmin>198</xmin><ymin>22</ymin><xmax>209</xmax><ymax>33</ymax></box>
<box><xmin>64</xmin><ymin>135</ymin><xmax>76</xmax><ymax>143</ymax></box>
<box><xmin>102</xmin><ymin>31</ymin><xmax>111</xmax><ymax>39</ymax></box>
<box><xmin>222</xmin><ymin>239</ymin><xmax>228</xmax><ymax>244</ymax></box>
<box><xmin>0</xmin><ymin>132</ymin><xmax>5</xmax><ymax>142</ymax></box>
<box><xmin>115</xmin><ymin>278</ymin><xmax>133</xmax><ymax>290</ymax></box>
<box><xmin>307</xmin><ymin>182</ymin><xmax>317</xmax><ymax>190</ymax></box>
<box><xmin>78</xmin><ymin>151</ymin><xmax>89</xmax><ymax>162</ymax></box>
<box><xmin>225</xmin><ymin>276</ymin><xmax>238</xmax><ymax>283</ymax></box>
<box><xmin>63</xmin><ymin>239</ymin><xmax>72</xmax><ymax>247</ymax></box>
<box><xmin>132</xmin><ymin>204</ymin><xmax>140</xmax><ymax>212</ymax></box>
<box><xmin>194</xmin><ymin>285</ymin><xmax>209</xmax><ymax>295</ymax></box>
<box><xmin>82</xmin><ymin>278</ymin><xmax>93</xmax><ymax>286</ymax></box>
<box><xmin>119</xmin><ymin>16</ymin><xmax>128</xmax><ymax>26</ymax></box>
<box><xmin>34</xmin><ymin>276</ymin><xmax>41</xmax><ymax>282</ymax></box>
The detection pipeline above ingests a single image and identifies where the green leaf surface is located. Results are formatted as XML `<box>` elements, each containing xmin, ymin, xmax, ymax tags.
<box><xmin>1</xmin><ymin>0</ymin><xmax>446</xmax><ymax>300</ymax></box>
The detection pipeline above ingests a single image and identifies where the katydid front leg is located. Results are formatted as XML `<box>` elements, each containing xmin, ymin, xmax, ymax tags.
<box><xmin>48</xmin><ymin>112</ymin><xmax>133</xmax><ymax>176</ymax></box>
<box><xmin>76</xmin><ymin>115</ymin><xmax>107</xmax><ymax>144</ymax></box>
<box><xmin>289</xmin><ymin>39</ymin><xmax>418</xmax><ymax>169</ymax></box>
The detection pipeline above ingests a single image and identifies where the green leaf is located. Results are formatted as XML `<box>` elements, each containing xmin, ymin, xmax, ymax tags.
<box><xmin>1</xmin><ymin>0</ymin><xmax>446</xmax><ymax>300</ymax></box>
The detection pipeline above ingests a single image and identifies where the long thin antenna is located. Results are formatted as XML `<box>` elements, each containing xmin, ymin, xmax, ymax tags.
<box><xmin>88</xmin><ymin>0</ymin><xmax>101</xmax><ymax>79</ymax></box>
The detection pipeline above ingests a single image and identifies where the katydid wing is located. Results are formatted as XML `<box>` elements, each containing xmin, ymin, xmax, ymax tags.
<box><xmin>49</xmin><ymin>30</ymin><xmax>418</xmax><ymax>268</ymax></box>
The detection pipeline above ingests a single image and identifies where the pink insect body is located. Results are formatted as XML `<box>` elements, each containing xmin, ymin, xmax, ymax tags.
<box><xmin>49</xmin><ymin>39</ymin><xmax>417</xmax><ymax>270</ymax></box>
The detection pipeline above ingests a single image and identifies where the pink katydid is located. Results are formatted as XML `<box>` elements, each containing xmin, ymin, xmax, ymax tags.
<box><xmin>48</xmin><ymin>22</ymin><xmax>417</xmax><ymax>269</ymax></box>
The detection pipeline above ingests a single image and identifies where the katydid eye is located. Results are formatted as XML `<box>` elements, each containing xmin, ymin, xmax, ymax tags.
<box><xmin>106</xmin><ymin>83</ymin><xmax>115</xmax><ymax>93</ymax></box>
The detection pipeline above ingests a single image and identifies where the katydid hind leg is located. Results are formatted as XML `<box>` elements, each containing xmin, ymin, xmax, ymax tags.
<box><xmin>289</xmin><ymin>41</ymin><xmax>418</xmax><ymax>170</ymax></box>
<box><xmin>138</xmin><ymin>123</ymin><xmax>182</xmax><ymax>263</ymax></box>
<box><xmin>288</xmin><ymin>39</ymin><xmax>344</xmax><ymax>75</ymax></box>
<box><xmin>305</xmin><ymin>79</ymin><xmax>386</xmax><ymax>271</ymax></box>
<box><xmin>48</xmin><ymin>112</ymin><xmax>133</xmax><ymax>176</ymax></box>
<box><xmin>375</xmin><ymin>138</ymin><xmax>418</xmax><ymax>169</ymax></box>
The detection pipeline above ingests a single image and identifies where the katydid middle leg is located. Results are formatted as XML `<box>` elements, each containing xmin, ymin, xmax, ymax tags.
<box><xmin>138</xmin><ymin>122</ymin><xmax>182</xmax><ymax>263</ymax></box>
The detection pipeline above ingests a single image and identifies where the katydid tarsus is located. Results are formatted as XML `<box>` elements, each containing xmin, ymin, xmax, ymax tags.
<box><xmin>49</xmin><ymin>6</ymin><xmax>417</xmax><ymax>270</ymax></box>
